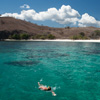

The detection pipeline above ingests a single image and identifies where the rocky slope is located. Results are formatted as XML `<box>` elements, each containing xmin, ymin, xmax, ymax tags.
<box><xmin>0</xmin><ymin>17</ymin><xmax>100</xmax><ymax>39</ymax></box>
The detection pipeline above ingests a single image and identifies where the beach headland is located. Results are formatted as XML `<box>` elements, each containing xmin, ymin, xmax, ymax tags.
<box><xmin>1</xmin><ymin>17</ymin><xmax>100</xmax><ymax>41</ymax></box>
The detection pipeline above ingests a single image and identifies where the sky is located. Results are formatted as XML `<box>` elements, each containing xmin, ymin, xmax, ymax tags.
<box><xmin>0</xmin><ymin>0</ymin><xmax>100</xmax><ymax>27</ymax></box>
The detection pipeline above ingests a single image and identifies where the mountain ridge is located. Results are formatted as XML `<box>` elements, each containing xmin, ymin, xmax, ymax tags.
<box><xmin>0</xmin><ymin>17</ymin><xmax>100</xmax><ymax>39</ymax></box>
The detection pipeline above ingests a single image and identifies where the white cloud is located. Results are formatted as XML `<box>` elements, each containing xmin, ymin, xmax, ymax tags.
<box><xmin>78</xmin><ymin>13</ymin><xmax>100</xmax><ymax>27</ymax></box>
<box><xmin>1</xmin><ymin>5</ymin><xmax>80</xmax><ymax>26</ymax></box>
<box><xmin>20</xmin><ymin>4</ymin><xmax>30</xmax><ymax>9</ymax></box>
<box><xmin>1</xmin><ymin>5</ymin><xmax>100</xmax><ymax>27</ymax></box>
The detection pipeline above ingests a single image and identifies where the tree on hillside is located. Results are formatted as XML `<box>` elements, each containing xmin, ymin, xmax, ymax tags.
<box><xmin>11</xmin><ymin>34</ymin><xmax>20</xmax><ymax>39</ymax></box>
<box><xmin>20</xmin><ymin>33</ymin><xmax>29</xmax><ymax>39</ymax></box>
<box><xmin>79</xmin><ymin>32</ymin><xmax>85</xmax><ymax>37</ymax></box>
<box><xmin>47</xmin><ymin>34</ymin><xmax>55</xmax><ymax>39</ymax></box>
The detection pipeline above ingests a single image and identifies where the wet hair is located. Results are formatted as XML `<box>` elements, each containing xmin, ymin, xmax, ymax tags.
<box><xmin>48</xmin><ymin>87</ymin><xmax>51</xmax><ymax>91</ymax></box>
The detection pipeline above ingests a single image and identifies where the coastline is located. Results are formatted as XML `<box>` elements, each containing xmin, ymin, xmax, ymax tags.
<box><xmin>2</xmin><ymin>39</ymin><xmax>100</xmax><ymax>42</ymax></box>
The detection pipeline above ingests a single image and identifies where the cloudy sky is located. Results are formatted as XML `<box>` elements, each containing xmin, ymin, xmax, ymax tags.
<box><xmin>0</xmin><ymin>0</ymin><xmax>100</xmax><ymax>27</ymax></box>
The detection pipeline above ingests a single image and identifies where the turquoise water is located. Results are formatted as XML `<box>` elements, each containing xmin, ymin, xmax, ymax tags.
<box><xmin>0</xmin><ymin>41</ymin><xmax>100</xmax><ymax>100</ymax></box>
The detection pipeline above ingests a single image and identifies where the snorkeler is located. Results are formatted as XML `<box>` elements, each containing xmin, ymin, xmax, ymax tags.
<box><xmin>38</xmin><ymin>82</ymin><xmax>56</xmax><ymax>96</ymax></box>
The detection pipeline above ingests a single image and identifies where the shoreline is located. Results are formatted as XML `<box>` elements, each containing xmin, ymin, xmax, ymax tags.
<box><xmin>2</xmin><ymin>39</ymin><xmax>100</xmax><ymax>42</ymax></box>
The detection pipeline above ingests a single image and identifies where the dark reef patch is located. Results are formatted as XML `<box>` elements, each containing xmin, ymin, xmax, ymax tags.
<box><xmin>95</xmin><ymin>70</ymin><xmax>100</xmax><ymax>73</ymax></box>
<box><xmin>86</xmin><ymin>50</ymin><xmax>100</xmax><ymax>55</ymax></box>
<box><xmin>25</xmin><ymin>55</ymin><xmax>44</xmax><ymax>59</ymax></box>
<box><xmin>37</xmin><ymin>49</ymin><xmax>54</xmax><ymax>53</ymax></box>
<box><xmin>24</xmin><ymin>52</ymin><xmax>69</xmax><ymax>60</ymax></box>
<box><xmin>4</xmin><ymin>60</ymin><xmax>40</xmax><ymax>67</ymax></box>
<box><xmin>53</xmin><ymin>53</ymin><xmax>69</xmax><ymax>58</ymax></box>
<box><xmin>20</xmin><ymin>49</ymin><xmax>34</xmax><ymax>52</ymax></box>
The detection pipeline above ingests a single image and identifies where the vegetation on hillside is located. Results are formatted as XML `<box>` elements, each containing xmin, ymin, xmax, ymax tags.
<box><xmin>90</xmin><ymin>30</ymin><xmax>100</xmax><ymax>39</ymax></box>
<box><xmin>71</xmin><ymin>32</ymin><xmax>88</xmax><ymax>40</ymax></box>
<box><xmin>7</xmin><ymin>33</ymin><xmax>56</xmax><ymax>40</ymax></box>
<box><xmin>9</xmin><ymin>33</ymin><xmax>30</xmax><ymax>39</ymax></box>
<box><xmin>32</xmin><ymin>34</ymin><xmax>56</xmax><ymax>39</ymax></box>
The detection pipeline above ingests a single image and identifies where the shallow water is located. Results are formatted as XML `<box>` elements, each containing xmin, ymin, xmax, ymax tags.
<box><xmin>0</xmin><ymin>41</ymin><xmax>100</xmax><ymax>100</ymax></box>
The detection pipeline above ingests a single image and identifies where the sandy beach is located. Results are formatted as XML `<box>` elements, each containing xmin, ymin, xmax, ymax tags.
<box><xmin>3</xmin><ymin>39</ymin><xmax>100</xmax><ymax>42</ymax></box>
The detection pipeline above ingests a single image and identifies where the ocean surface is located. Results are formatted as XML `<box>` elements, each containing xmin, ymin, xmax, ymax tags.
<box><xmin>0</xmin><ymin>41</ymin><xmax>100</xmax><ymax>100</ymax></box>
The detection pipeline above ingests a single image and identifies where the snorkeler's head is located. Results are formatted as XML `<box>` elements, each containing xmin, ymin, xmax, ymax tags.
<box><xmin>48</xmin><ymin>86</ymin><xmax>51</xmax><ymax>90</ymax></box>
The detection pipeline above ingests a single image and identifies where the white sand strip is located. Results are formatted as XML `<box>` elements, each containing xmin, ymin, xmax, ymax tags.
<box><xmin>4</xmin><ymin>39</ymin><xmax>100</xmax><ymax>42</ymax></box>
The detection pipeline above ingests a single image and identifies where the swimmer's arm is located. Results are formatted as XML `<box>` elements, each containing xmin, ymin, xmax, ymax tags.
<box><xmin>38</xmin><ymin>82</ymin><xmax>41</xmax><ymax>86</ymax></box>
<box><xmin>51</xmin><ymin>90</ymin><xmax>56</xmax><ymax>96</ymax></box>
<box><xmin>38</xmin><ymin>82</ymin><xmax>44</xmax><ymax>87</ymax></box>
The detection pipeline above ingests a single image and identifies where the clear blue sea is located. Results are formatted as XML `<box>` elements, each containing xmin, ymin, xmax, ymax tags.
<box><xmin>0</xmin><ymin>41</ymin><xmax>100</xmax><ymax>100</ymax></box>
